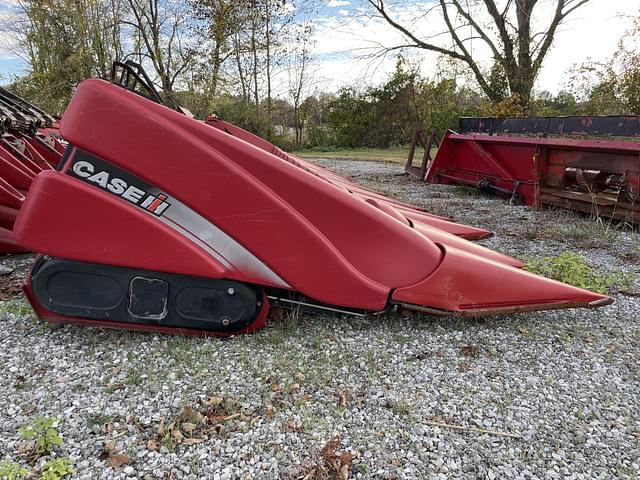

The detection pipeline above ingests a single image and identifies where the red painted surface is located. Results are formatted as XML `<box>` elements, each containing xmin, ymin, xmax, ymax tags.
<box><xmin>27</xmin><ymin>134</ymin><xmax>64</xmax><ymax>167</ymax></box>
<box><xmin>55</xmin><ymin>79</ymin><xmax>446</xmax><ymax>309</ymax></box>
<box><xmin>206</xmin><ymin>117</ymin><xmax>493</xmax><ymax>240</ymax></box>
<box><xmin>0</xmin><ymin>129</ymin><xmax>60</xmax><ymax>252</ymax></box>
<box><xmin>0</xmin><ymin>226</ymin><xmax>27</xmax><ymax>253</ymax></box>
<box><xmin>15</xmin><ymin>172</ymin><xmax>228</xmax><ymax>279</ymax></box>
<box><xmin>392</xmin><ymin>243</ymin><xmax>610</xmax><ymax>313</ymax></box>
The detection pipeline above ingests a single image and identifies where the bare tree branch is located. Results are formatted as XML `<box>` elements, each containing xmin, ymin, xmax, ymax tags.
<box><xmin>366</xmin><ymin>0</ymin><xmax>467</xmax><ymax>61</ymax></box>
<box><xmin>364</xmin><ymin>0</ymin><xmax>592</xmax><ymax>109</ymax></box>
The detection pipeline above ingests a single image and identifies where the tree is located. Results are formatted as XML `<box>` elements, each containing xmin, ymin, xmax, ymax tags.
<box><xmin>612</xmin><ymin>16</ymin><xmax>640</xmax><ymax>114</ymax></box>
<box><xmin>124</xmin><ymin>0</ymin><xmax>195</xmax><ymax>105</ymax></box>
<box><xmin>565</xmin><ymin>16</ymin><xmax>640</xmax><ymax>115</ymax></box>
<box><xmin>287</xmin><ymin>22</ymin><xmax>314</xmax><ymax>145</ymax></box>
<box><xmin>189</xmin><ymin>0</ymin><xmax>242</xmax><ymax>100</ymax></box>
<box><xmin>327</xmin><ymin>59</ymin><xmax>465</xmax><ymax>148</ymax></box>
<box><xmin>366</xmin><ymin>0</ymin><xmax>591</xmax><ymax>111</ymax></box>
<box><xmin>7</xmin><ymin>0</ymin><xmax>125</xmax><ymax>113</ymax></box>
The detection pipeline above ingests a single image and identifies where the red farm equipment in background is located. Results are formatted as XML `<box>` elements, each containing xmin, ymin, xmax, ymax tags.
<box><xmin>407</xmin><ymin>116</ymin><xmax>640</xmax><ymax>224</ymax></box>
<box><xmin>0</xmin><ymin>87</ymin><xmax>65</xmax><ymax>252</ymax></box>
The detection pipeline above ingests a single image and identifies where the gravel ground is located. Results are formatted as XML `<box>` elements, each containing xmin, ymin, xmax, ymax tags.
<box><xmin>0</xmin><ymin>159</ymin><xmax>639</xmax><ymax>480</ymax></box>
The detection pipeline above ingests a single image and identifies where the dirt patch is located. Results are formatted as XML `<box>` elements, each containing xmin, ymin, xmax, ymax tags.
<box><xmin>0</xmin><ymin>254</ymin><xmax>36</xmax><ymax>301</ymax></box>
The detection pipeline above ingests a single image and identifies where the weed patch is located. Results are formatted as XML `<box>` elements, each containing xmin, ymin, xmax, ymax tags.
<box><xmin>39</xmin><ymin>458</ymin><xmax>74</xmax><ymax>480</ymax></box>
<box><xmin>523</xmin><ymin>252</ymin><xmax>634</xmax><ymax>294</ymax></box>
<box><xmin>0</xmin><ymin>460</ymin><xmax>28</xmax><ymax>479</ymax></box>
<box><xmin>18</xmin><ymin>417</ymin><xmax>63</xmax><ymax>456</ymax></box>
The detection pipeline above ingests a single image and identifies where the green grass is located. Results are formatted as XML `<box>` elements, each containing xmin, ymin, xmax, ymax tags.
<box><xmin>293</xmin><ymin>145</ymin><xmax>437</xmax><ymax>164</ymax></box>
<box><xmin>523</xmin><ymin>252</ymin><xmax>634</xmax><ymax>294</ymax></box>
<box><xmin>0</xmin><ymin>299</ymin><xmax>33</xmax><ymax>317</ymax></box>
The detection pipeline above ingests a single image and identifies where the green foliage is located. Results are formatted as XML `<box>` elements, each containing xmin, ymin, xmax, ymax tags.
<box><xmin>304</xmin><ymin>123</ymin><xmax>332</xmax><ymax>148</ymax></box>
<box><xmin>213</xmin><ymin>95</ymin><xmax>270</xmax><ymax>137</ymax></box>
<box><xmin>10</xmin><ymin>0</ymin><xmax>123</xmax><ymax>114</ymax></box>
<box><xmin>0</xmin><ymin>460</ymin><xmax>28</xmax><ymax>480</ymax></box>
<box><xmin>18</xmin><ymin>417</ymin><xmax>63</xmax><ymax>456</ymax></box>
<box><xmin>326</xmin><ymin>58</ymin><xmax>463</xmax><ymax>148</ymax></box>
<box><xmin>326</xmin><ymin>87</ymin><xmax>373</xmax><ymax>148</ymax></box>
<box><xmin>530</xmin><ymin>90</ymin><xmax>577</xmax><ymax>116</ymax></box>
<box><xmin>479</xmin><ymin>94</ymin><xmax>524</xmax><ymax>117</ymax></box>
<box><xmin>486</xmin><ymin>62</ymin><xmax>510</xmax><ymax>101</ymax></box>
<box><xmin>39</xmin><ymin>458</ymin><xmax>74</xmax><ymax>480</ymax></box>
<box><xmin>523</xmin><ymin>252</ymin><xmax>633</xmax><ymax>294</ymax></box>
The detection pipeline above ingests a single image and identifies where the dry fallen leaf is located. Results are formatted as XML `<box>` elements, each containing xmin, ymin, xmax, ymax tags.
<box><xmin>338</xmin><ymin>389</ymin><xmax>347</xmax><ymax>407</ymax></box>
<box><xmin>268</xmin><ymin>306</ymin><xmax>285</xmax><ymax>322</ymax></box>
<box><xmin>172</xmin><ymin>429</ymin><xmax>184</xmax><ymax>443</ymax></box>
<box><xmin>460</xmin><ymin>345</ymin><xmax>478</xmax><ymax>356</ymax></box>
<box><xmin>21</xmin><ymin>405</ymin><xmax>36</xmax><ymax>416</ymax></box>
<box><xmin>14</xmin><ymin>375</ymin><xmax>26</xmax><ymax>389</ymax></box>
<box><xmin>182</xmin><ymin>438</ymin><xmax>205</xmax><ymax>446</ymax></box>
<box><xmin>180</xmin><ymin>406</ymin><xmax>201</xmax><ymax>424</ymax></box>
<box><xmin>288</xmin><ymin>383</ymin><xmax>300</xmax><ymax>393</ymax></box>
<box><xmin>202</xmin><ymin>396</ymin><xmax>223</xmax><ymax>407</ymax></box>
<box><xmin>147</xmin><ymin>439</ymin><xmax>160</xmax><ymax>451</ymax></box>
<box><xmin>321</xmin><ymin>436</ymin><xmax>341</xmax><ymax>463</ymax></box>
<box><xmin>287</xmin><ymin>420</ymin><xmax>302</xmax><ymax>432</ymax></box>
<box><xmin>106</xmin><ymin>453</ymin><xmax>130</xmax><ymax>468</ymax></box>
<box><xmin>156</xmin><ymin>417</ymin><xmax>165</xmax><ymax>436</ymax></box>
<box><xmin>17</xmin><ymin>441</ymin><xmax>35</xmax><ymax>455</ymax></box>
<box><xmin>101</xmin><ymin>422</ymin><xmax>114</xmax><ymax>434</ymax></box>
<box><xmin>339</xmin><ymin>451</ymin><xmax>352</xmax><ymax>480</ymax></box>
<box><xmin>302</xmin><ymin>467</ymin><xmax>317</xmax><ymax>480</ymax></box>
<box><xmin>457</xmin><ymin>362</ymin><xmax>471</xmax><ymax>372</ymax></box>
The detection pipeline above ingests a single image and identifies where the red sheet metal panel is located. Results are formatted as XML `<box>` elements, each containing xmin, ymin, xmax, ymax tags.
<box><xmin>426</xmin><ymin>132</ymin><xmax>640</xmax><ymax>223</ymax></box>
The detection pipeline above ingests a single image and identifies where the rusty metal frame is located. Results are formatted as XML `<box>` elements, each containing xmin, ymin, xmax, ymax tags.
<box><xmin>426</xmin><ymin>129</ymin><xmax>640</xmax><ymax>224</ymax></box>
<box><xmin>404</xmin><ymin>127</ymin><xmax>438</xmax><ymax>179</ymax></box>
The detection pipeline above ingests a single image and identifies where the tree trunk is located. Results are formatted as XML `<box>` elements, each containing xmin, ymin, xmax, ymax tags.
<box><xmin>266</xmin><ymin>13</ymin><xmax>272</xmax><ymax>139</ymax></box>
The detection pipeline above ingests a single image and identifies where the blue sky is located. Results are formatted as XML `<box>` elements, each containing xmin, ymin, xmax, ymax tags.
<box><xmin>1</xmin><ymin>0</ymin><xmax>638</xmax><ymax>95</ymax></box>
<box><xmin>0</xmin><ymin>57</ymin><xmax>26</xmax><ymax>80</ymax></box>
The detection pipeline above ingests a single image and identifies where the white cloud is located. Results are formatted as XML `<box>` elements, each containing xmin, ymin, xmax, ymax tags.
<box><xmin>327</xmin><ymin>0</ymin><xmax>351</xmax><ymax>7</ymax></box>
<box><xmin>536</xmin><ymin>1</ymin><xmax>637</xmax><ymax>92</ymax></box>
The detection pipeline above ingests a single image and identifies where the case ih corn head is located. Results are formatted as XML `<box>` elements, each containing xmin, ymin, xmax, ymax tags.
<box><xmin>1</xmin><ymin>62</ymin><xmax>613</xmax><ymax>335</ymax></box>
<box><xmin>410</xmin><ymin>117</ymin><xmax>640</xmax><ymax>224</ymax></box>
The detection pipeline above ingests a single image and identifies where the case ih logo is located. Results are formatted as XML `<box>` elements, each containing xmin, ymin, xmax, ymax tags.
<box><xmin>69</xmin><ymin>158</ymin><xmax>171</xmax><ymax>216</ymax></box>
